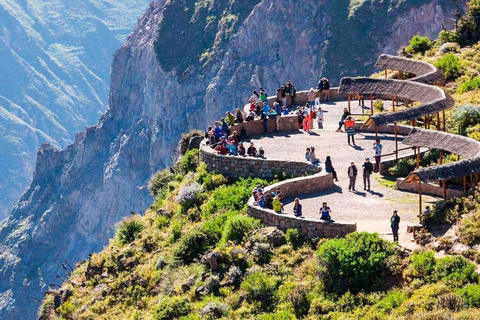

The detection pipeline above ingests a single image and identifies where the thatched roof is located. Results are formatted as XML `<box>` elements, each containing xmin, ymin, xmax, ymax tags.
<box><xmin>338</xmin><ymin>77</ymin><xmax>455</xmax><ymax>127</ymax></box>
<box><xmin>375</xmin><ymin>54</ymin><xmax>445</xmax><ymax>84</ymax></box>
<box><xmin>402</xmin><ymin>128</ymin><xmax>480</xmax><ymax>183</ymax></box>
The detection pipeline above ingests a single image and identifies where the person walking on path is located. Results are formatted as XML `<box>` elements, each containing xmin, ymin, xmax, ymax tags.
<box><xmin>325</xmin><ymin>156</ymin><xmax>338</xmax><ymax>181</ymax></box>
<box><xmin>391</xmin><ymin>210</ymin><xmax>400</xmax><ymax>242</ymax></box>
<box><xmin>362</xmin><ymin>157</ymin><xmax>374</xmax><ymax>191</ymax></box>
<box><xmin>344</xmin><ymin>116</ymin><xmax>356</xmax><ymax>146</ymax></box>
<box><xmin>293</xmin><ymin>198</ymin><xmax>302</xmax><ymax>217</ymax></box>
<box><xmin>303</xmin><ymin>103</ymin><xmax>312</xmax><ymax>131</ymax></box>
<box><xmin>336</xmin><ymin>108</ymin><xmax>351</xmax><ymax>132</ymax></box>
<box><xmin>373</xmin><ymin>139</ymin><xmax>383</xmax><ymax>172</ymax></box>
<box><xmin>317</xmin><ymin>107</ymin><xmax>324</xmax><ymax>129</ymax></box>
<box><xmin>319</xmin><ymin>202</ymin><xmax>332</xmax><ymax>220</ymax></box>
<box><xmin>348</xmin><ymin>161</ymin><xmax>358</xmax><ymax>192</ymax></box>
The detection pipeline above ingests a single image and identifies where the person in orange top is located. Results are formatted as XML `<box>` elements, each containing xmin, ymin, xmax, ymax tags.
<box><xmin>344</xmin><ymin>116</ymin><xmax>356</xmax><ymax>146</ymax></box>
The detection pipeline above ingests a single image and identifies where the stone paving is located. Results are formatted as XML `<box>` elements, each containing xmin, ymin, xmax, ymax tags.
<box><xmin>249</xmin><ymin>100</ymin><xmax>439</xmax><ymax>248</ymax></box>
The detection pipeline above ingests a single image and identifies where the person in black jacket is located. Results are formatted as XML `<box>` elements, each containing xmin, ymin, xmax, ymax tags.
<box><xmin>347</xmin><ymin>161</ymin><xmax>358</xmax><ymax>192</ymax></box>
<box><xmin>362</xmin><ymin>157</ymin><xmax>374</xmax><ymax>191</ymax></box>
<box><xmin>391</xmin><ymin>210</ymin><xmax>400</xmax><ymax>242</ymax></box>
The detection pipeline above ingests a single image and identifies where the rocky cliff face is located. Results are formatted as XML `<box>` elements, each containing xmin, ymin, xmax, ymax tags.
<box><xmin>0</xmin><ymin>0</ymin><xmax>149</xmax><ymax>220</ymax></box>
<box><xmin>0</xmin><ymin>0</ymin><xmax>465</xmax><ymax>318</ymax></box>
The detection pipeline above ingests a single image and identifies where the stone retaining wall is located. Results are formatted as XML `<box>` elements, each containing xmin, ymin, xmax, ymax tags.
<box><xmin>247</xmin><ymin>173</ymin><xmax>357</xmax><ymax>238</ymax></box>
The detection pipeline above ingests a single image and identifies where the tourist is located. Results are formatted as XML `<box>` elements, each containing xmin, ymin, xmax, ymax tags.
<box><xmin>290</xmin><ymin>85</ymin><xmax>297</xmax><ymax>108</ymax></box>
<box><xmin>231</xmin><ymin>131</ymin><xmax>239</xmax><ymax>144</ymax></box>
<box><xmin>262</xmin><ymin>101</ymin><xmax>270</xmax><ymax>115</ymax></box>
<box><xmin>319</xmin><ymin>202</ymin><xmax>332</xmax><ymax>220</ymax></box>
<box><xmin>420</xmin><ymin>205</ymin><xmax>431</xmax><ymax>224</ymax></box>
<box><xmin>221</xmin><ymin>118</ymin><xmax>230</xmax><ymax>136</ymax></box>
<box><xmin>265</xmin><ymin>193</ymin><xmax>273</xmax><ymax>209</ymax></box>
<box><xmin>262</xmin><ymin>112</ymin><xmax>268</xmax><ymax>134</ymax></box>
<box><xmin>272</xmin><ymin>194</ymin><xmax>284</xmax><ymax>214</ymax></box>
<box><xmin>345</xmin><ymin>116</ymin><xmax>356</xmax><ymax>146</ymax></box>
<box><xmin>280</xmin><ymin>85</ymin><xmax>287</xmax><ymax>108</ymax></box>
<box><xmin>226</xmin><ymin>140</ymin><xmax>238</xmax><ymax>155</ymax></box>
<box><xmin>293</xmin><ymin>198</ymin><xmax>302</xmax><ymax>217</ymax></box>
<box><xmin>373</xmin><ymin>139</ymin><xmax>383</xmax><ymax>172</ymax></box>
<box><xmin>245</xmin><ymin>110</ymin><xmax>255</xmax><ymax>122</ymax></box>
<box><xmin>325</xmin><ymin>156</ymin><xmax>338</xmax><ymax>181</ymax></box>
<box><xmin>305</xmin><ymin>148</ymin><xmax>311</xmax><ymax>161</ymax></box>
<box><xmin>260</xmin><ymin>89</ymin><xmax>268</xmax><ymax>104</ymax></box>
<box><xmin>303</xmin><ymin>103</ymin><xmax>312</xmax><ymax>131</ymax></box>
<box><xmin>391</xmin><ymin>210</ymin><xmax>400</xmax><ymax>242</ymax></box>
<box><xmin>362</xmin><ymin>157</ymin><xmax>373</xmax><ymax>191</ymax></box>
<box><xmin>321</xmin><ymin>77</ymin><xmax>330</xmax><ymax>101</ymax></box>
<box><xmin>315</xmin><ymin>88</ymin><xmax>322</xmax><ymax>108</ymax></box>
<box><xmin>257</xmin><ymin>194</ymin><xmax>265</xmax><ymax>208</ymax></box>
<box><xmin>259</xmin><ymin>147</ymin><xmax>265</xmax><ymax>158</ymax></box>
<box><xmin>310</xmin><ymin>147</ymin><xmax>320</xmax><ymax>165</ymax></box>
<box><xmin>205</xmin><ymin>126</ymin><xmax>212</xmax><ymax>139</ymax></box>
<box><xmin>275</xmin><ymin>102</ymin><xmax>282</xmax><ymax>131</ymax></box>
<box><xmin>252</xmin><ymin>90</ymin><xmax>260</xmax><ymax>103</ymax></box>
<box><xmin>238</xmin><ymin>143</ymin><xmax>246</xmax><ymax>156</ymax></box>
<box><xmin>235</xmin><ymin>108</ymin><xmax>244</xmax><ymax>123</ymax></box>
<box><xmin>214</xmin><ymin>122</ymin><xmax>224</xmax><ymax>140</ymax></box>
<box><xmin>225</xmin><ymin>111</ymin><xmax>235</xmax><ymax>126</ymax></box>
<box><xmin>336</xmin><ymin>108</ymin><xmax>351</xmax><ymax>132</ymax></box>
<box><xmin>215</xmin><ymin>140</ymin><xmax>228</xmax><ymax>155</ymax></box>
<box><xmin>317</xmin><ymin>107</ymin><xmax>324</xmax><ymax>129</ymax></box>
<box><xmin>348</xmin><ymin>161</ymin><xmax>358</xmax><ymax>192</ymax></box>
<box><xmin>308</xmin><ymin>88</ymin><xmax>316</xmax><ymax>109</ymax></box>
<box><xmin>282</xmin><ymin>106</ymin><xmax>289</xmax><ymax>115</ymax></box>
<box><xmin>208</xmin><ymin>130</ymin><xmax>217</xmax><ymax>147</ymax></box>
<box><xmin>247</xmin><ymin>143</ymin><xmax>257</xmax><ymax>157</ymax></box>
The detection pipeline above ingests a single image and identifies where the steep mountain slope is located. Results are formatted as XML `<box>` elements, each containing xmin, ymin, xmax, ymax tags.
<box><xmin>0</xmin><ymin>0</ymin><xmax>465</xmax><ymax>318</ymax></box>
<box><xmin>0</xmin><ymin>0</ymin><xmax>149</xmax><ymax>220</ymax></box>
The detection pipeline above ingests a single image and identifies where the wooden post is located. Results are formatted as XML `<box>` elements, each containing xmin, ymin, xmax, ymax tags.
<box><xmin>419</xmin><ymin>180</ymin><xmax>422</xmax><ymax>218</ymax></box>
<box><xmin>370</xmin><ymin>94</ymin><xmax>374</xmax><ymax>115</ymax></box>
<box><xmin>416</xmin><ymin>147</ymin><xmax>421</xmax><ymax>169</ymax></box>
<box><xmin>385</xmin><ymin>69</ymin><xmax>387</xmax><ymax>79</ymax></box>
<box><xmin>424</xmin><ymin>115</ymin><xmax>428</xmax><ymax>129</ymax></box>
<box><xmin>442</xmin><ymin>180</ymin><xmax>447</xmax><ymax>200</ymax></box>
<box><xmin>348</xmin><ymin>94</ymin><xmax>351</xmax><ymax>113</ymax></box>
<box><xmin>464</xmin><ymin>176</ymin><xmax>468</xmax><ymax>195</ymax></box>
<box><xmin>436</xmin><ymin>112</ymin><xmax>440</xmax><ymax>131</ymax></box>
<box><xmin>375</xmin><ymin>124</ymin><xmax>378</xmax><ymax>140</ymax></box>
<box><xmin>392</xmin><ymin>96</ymin><xmax>395</xmax><ymax>111</ymax></box>
<box><xmin>442</xmin><ymin>110</ymin><xmax>446</xmax><ymax>131</ymax></box>
<box><xmin>439</xmin><ymin>150</ymin><xmax>443</xmax><ymax>164</ymax></box>
<box><xmin>394</xmin><ymin>122</ymin><xmax>398</xmax><ymax>161</ymax></box>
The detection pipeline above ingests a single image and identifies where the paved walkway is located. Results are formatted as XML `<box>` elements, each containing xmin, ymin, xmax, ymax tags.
<box><xmin>249</xmin><ymin>100</ymin><xmax>438</xmax><ymax>248</ymax></box>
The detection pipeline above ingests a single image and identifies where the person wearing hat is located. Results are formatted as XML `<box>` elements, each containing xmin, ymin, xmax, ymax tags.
<box><xmin>247</xmin><ymin>142</ymin><xmax>257</xmax><ymax>157</ymax></box>
<box><xmin>362</xmin><ymin>157</ymin><xmax>374</xmax><ymax>191</ymax></box>
<box><xmin>391</xmin><ymin>210</ymin><xmax>400</xmax><ymax>242</ymax></box>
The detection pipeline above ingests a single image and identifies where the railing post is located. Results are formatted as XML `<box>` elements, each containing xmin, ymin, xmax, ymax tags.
<box><xmin>370</xmin><ymin>94</ymin><xmax>374</xmax><ymax>115</ymax></box>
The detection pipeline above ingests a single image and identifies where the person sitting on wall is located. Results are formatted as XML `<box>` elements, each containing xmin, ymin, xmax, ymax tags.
<box><xmin>305</xmin><ymin>147</ymin><xmax>311</xmax><ymax>161</ymax></box>
<box><xmin>235</xmin><ymin>108</ymin><xmax>244</xmax><ymax>123</ymax></box>
<box><xmin>226</xmin><ymin>140</ymin><xmax>238</xmax><ymax>155</ymax></box>
<box><xmin>258</xmin><ymin>147</ymin><xmax>265</xmax><ymax>158</ymax></box>
<box><xmin>215</xmin><ymin>138</ymin><xmax>228</xmax><ymax>155</ymax></box>
<box><xmin>207</xmin><ymin>130</ymin><xmax>217</xmax><ymax>147</ymax></box>
<box><xmin>205</xmin><ymin>126</ymin><xmax>212</xmax><ymax>139</ymax></box>
<box><xmin>253</xmin><ymin>185</ymin><xmax>263</xmax><ymax>201</ymax></box>
<box><xmin>226</xmin><ymin>111</ymin><xmax>235</xmax><ymax>126</ymax></box>
<box><xmin>264</xmin><ymin>193</ymin><xmax>273</xmax><ymax>210</ymax></box>
<box><xmin>319</xmin><ymin>202</ymin><xmax>332</xmax><ymax>221</ymax></box>
<box><xmin>293</xmin><ymin>198</ymin><xmax>302</xmax><ymax>218</ymax></box>
<box><xmin>309</xmin><ymin>147</ymin><xmax>320</xmax><ymax>165</ymax></box>
<box><xmin>272</xmin><ymin>194</ymin><xmax>284</xmax><ymax>214</ymax></box>
<box><xmin>247</xmin><ymin>142</ymin><xmax>257</xmax><ymax>157</ymax></box>
<box><xmin>260</xmin><ymin>88</ymin><xmax>268</xmax><ymax>104</ymax></box>
<box><xmin>257</xmin><ymin>194</ymin><xmax>265</xmax><ymax>208</ymax></box>
<box><xmin>325</xmin><ymin>156</ymin><xmax>338</xmax><ymax>181</ymax></box>
<box><xmin>245</xmin><ymin>110</ymin><xmax>255</xmax><ymax>122</ymax></box>
<box><xmin>231</xmin><ymin>131</ymin><xmax>239</xmax><ymax>145</ymax></box>
<box><xmin>238</xmin><ymin>142</ymin><xmax>246</xmax><ymax>156</ymax></box>
<box><xmin>214</xmin><ymin>121</ymin><xmax>224</xmax><ymax>140</ymax></box>
<box><xmin>221</xmin><ymin>118</ymin><xmax>230</xmax><ymax>136</ymax></box>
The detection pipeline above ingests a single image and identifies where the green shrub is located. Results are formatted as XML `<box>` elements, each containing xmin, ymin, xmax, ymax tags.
<box><xmin>453</xmin><ymin>105</ymin><xmax>480</xmax><ymax>133</ymax></box>
<box><xmin>203</xmin><ymin>173</ymin><xmax>228</xmax><ymax>191</ymax></box>
<box><xmin>153</xmin><ymin>296</ymin><xmax>192</xmax><ymax>320</ymax></box>
<box><xmin>404</xmin><ymin>250</ymin><xmax>437</xmax><ymax>283</ymax></box>
<box><xmin>309</xmin><ymin>298</ymin><xmax>336</xmax><ymax>316</ymax></box>
<box><xmin>458</xmin><ymin>211</ymin><xmax>480</xmax><ymax>246</ymax></box>
<box><xmin>316</xmin><ymin>232</ymin><xmax>399</xmax><ymax>294</ymax></box>
<box><xmin>149</xmin><ymin>169</ymin><xmax>175</xmax><ymax>197</ymax></box>
<box><xmin>154</xmin><ymin>215</ymin><xmax>169</xmax><ymax>229</ymax></box>
<box><xmin>180</xmin><ymin>149</ymin><xmax>200</xmax><ymax>174</ymax></box>
<box><xmin>198</xmin><ymin>302</ymin><xmax>229</xmax><ymax>319</ymax></box>
<box><xmin>257</xmin><ymin>311</ymin><xmax>295</xmax><ymax>320</ymax></box>
<box><xmin>389</xmin><ymin>158</ymin><xmax>415</xmax><ymax>177</ymax></box>
<box><xmin>374</xmin><ymin>99</ymin><xmax>384</xmax><ymax>112</ymax></box>
<box><xmin>253</xmin><ymin>243</ymin><xmax>272</xmax><ymax>264</ymax></box>
<box><xmin>438</xmin><ymin>30</ymin><xmax>463</xmax><ymax>45</ymax></box>
<box><xmin>434</xmin><ymin>53</ymin><xmax>463</xmax><ymax>81</ymax></box>
<box><xmin>285</xmin><ymin>228</ymin><xmax>301</xmax><ymax>248</ymax></box>
<box><xmin>405</xmin><ymin>35</ymin><xmax>432</xmax><ymax>54</ymax></box>
<box><xmin>458</xmin><ymin>77</ymin><xmax>480</xmax><ymax>93</ymax></box>
<box><xmin>372</xmin><ymin>290</ymin><xmax>407</xmax><ymax>314</ymax></box>
<box><xmin>424</xmin><ymin>196</ymin><xmax>479</xmax><ymax>225</ymax></box>
<box><xmin>116</xmin><ymin>216</ymin><xmax>145</xmax><ymax>245</ymax></box>
<box><xmin>220</xmin><ymin>214</ymin><xmax>260</xmax><ymax>245</ymax></box>
<box><xmin>172</xmin><ymin>220</ymin><xmax>222</xmax><ymax>264</ymax></box>
<box><xmin>170</xmin><ymin>220</ymin><xmax>183</xmax><ymax>242</ymax></box>
<box><xmin>287</xmin><ymin>285</ymin><xmax>310</xmax><ymax>318</ymax></box>
<box><xmin>241</xmin><ymin>271</ymin><xmax>279</xmax><ymax>311</ymax></box>
<box><xmin>467</xmin><ymin>124</ymin><xmax>480</xmax><ymax>141</ymax></box>
<box><xmin>155</xmin><ymin>256</ymin><xmax>167</xmax><ymax>270</ymax></box>
<box><xmin>457</xmin><ymin>284</ymin><xmax>480</xmax><ymax>307</ymax></box>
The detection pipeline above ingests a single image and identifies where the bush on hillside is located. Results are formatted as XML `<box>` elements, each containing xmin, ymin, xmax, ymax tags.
<box><xmin>424</xmin><ymin>195</ymin><xmax>479</xmax><ymax>225</ymax></box>
<box><xmin>453</xmin><ymin>105</ymin><xmax>480</xmax><ymax>134</ymax></box>
<box><xmin>241</xmin><ymin>271</ymin><xmax>279</xmax><ymax>311</ymax></box>
<box><xmin>434</xmin><ymin>53</ymin><xmax>463</xmax><ymax>81</ymax></box>
<box><xmin>220</xmin><ymin>214</ymin><xmax>261</xmax><ymax>245</ymax></box>
<box><xmin>458</xmin><ymin>77</ymin><xmax>480</xmax><ymax>93</ymax></box>
<box><xmin>404</xmin><ymin>251</ymin><xmax>478</xmax><ymax>285</ymax></box>
<box><xmin>116</xmin><ymin>216</ymin><xmax>145</xmax><ymax>245</ymax></box>
<box><xmin>176</xmin><ymin>182</ymin><xmax>205</xmax><ymax>212</ymax></box>
<box><xmin>316</xmin><ymin>232</ymin><xmax>399</xmax><ymax>294</ymax></box>
<box><xmin>153</xmin><ymin>296</ymin><xmax>192</xmax><ymax>320</ymax></box>
<box><xmin>389</xmin><ymin>158</ymin><xmax>416</xmax><ymax>177</ymax></box>
<box><xmin>405</xmin><ymin>35</ymin><xmax>432</xmax><ymax>54</ymax></box>
<box><xmin>285</xmin><ymin>228</ymin><xmax>301</xmax><ymax>248</ymax></box>
<box><xmin>458</xmin><ymin>210</ymin><xmax>480</xmax><ymax>246</ymax></box>
<box><xmin>457</xmin><ymin>284</ymin><xmax>480</xmax><ymax>307</ymax></box>
<box><xmin>198</xmin><ymin>302</ymin><xmax>229</xmax><ymax>319</ymax></box>
<box><xmin>179</xmin><ymin>149</ymin><xmax>200</xmax><ymax>174</ymax></box>
<box><xmin>439</xmin><ymin>42</ymin><xmax>461</xmax><ymax>54</ymax></box>
<box><xmin>438</xmin><ymin>30</ymin><xmax>463</xmax><ymax>45</ymax></box>
<box><xmin>149</xmin><ymin>168</ymin><xmax>175</xmax><ymax>197</ymax></box>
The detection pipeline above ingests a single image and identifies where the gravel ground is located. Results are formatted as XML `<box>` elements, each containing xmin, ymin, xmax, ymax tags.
<box><xmin>248</xmin><ymin>100</ymin><xmax>439</xmax><ymax>248</ymax></box>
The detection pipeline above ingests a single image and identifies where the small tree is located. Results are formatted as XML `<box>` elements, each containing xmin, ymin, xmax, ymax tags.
<box><xmin>405</xmin><ymin>35</ymin><xmax>432</xmax><ymax>54</ymax></box>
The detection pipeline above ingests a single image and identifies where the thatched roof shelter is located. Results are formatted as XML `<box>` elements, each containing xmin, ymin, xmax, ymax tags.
<box><xmin>375</xmin><ymin>54</ymin><xmax>445</xmax><ymax>84</ymax></box>
<box><xmin>402</xmin><ymin>128</ymin><xmax>480</xmax><ymax>183</ymax></box>
<box><xmin>338</xmin><ymin>77</ymin><xmax>455</xmax><ymax>127</ymax></box>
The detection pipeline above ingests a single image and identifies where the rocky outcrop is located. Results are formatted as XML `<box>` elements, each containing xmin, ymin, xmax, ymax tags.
<box><xmin>0</xmin><ymin>0</ymin><xmax>466</xmax><ymax>318</ymax></box>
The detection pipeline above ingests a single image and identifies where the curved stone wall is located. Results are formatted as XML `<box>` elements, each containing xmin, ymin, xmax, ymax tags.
<box><xmin>247</xmin><ymin>173</ymin><xmax>357</xmax><ymax>238</ymax></box>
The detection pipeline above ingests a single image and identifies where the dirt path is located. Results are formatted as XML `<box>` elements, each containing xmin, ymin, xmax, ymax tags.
<box><xmin>249</xmin><ymin>100</ymin><xmax>439</xmax><ymax>248</ymax></box>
